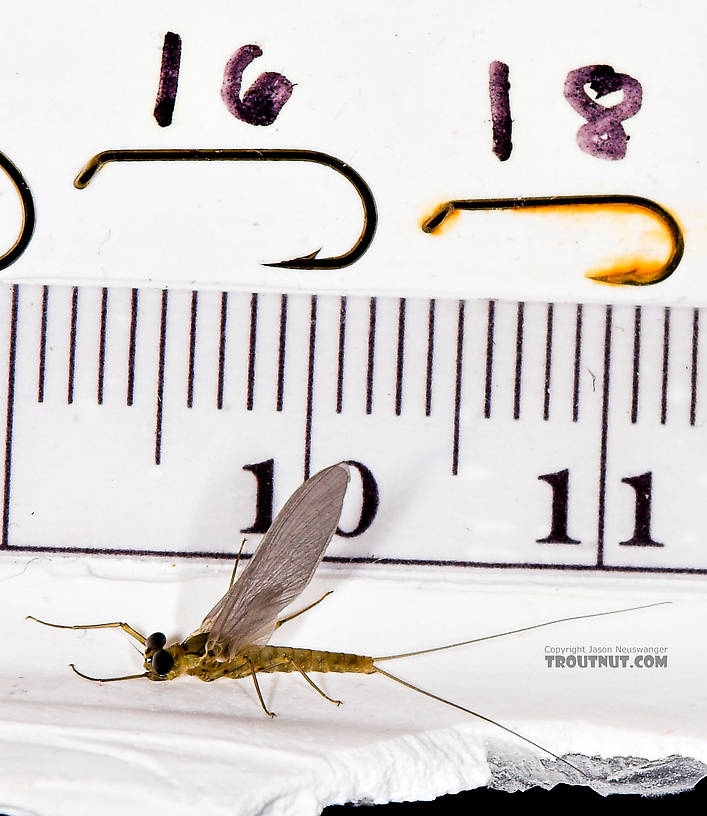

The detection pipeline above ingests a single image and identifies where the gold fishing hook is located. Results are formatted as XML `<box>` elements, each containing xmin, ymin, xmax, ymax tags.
<box><xmin>422</xmin><ymin>194</ymin><xmax>684</xmax><ymax>286</ymax></box>
<box><xmin>74</xmin><ymin>148</ymin><xmax>377</xmax><ymax>270</ymax></box>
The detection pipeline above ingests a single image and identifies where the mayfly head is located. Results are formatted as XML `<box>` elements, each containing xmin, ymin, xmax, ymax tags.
<box><xmin>143</xmin><ymin>631</ymin><xmax>177</xmax><ymax>680</ymax></box>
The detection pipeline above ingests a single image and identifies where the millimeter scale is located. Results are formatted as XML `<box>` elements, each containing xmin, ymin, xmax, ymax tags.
<box><xmin>0</xmin><ymin>279</ymin><xmax>704</xmax><ymax>574</ymax></box>
<box><xmin>0</xmin><ymin>12</ymin><xmax>702</xmax><ymax>581</ymax></box>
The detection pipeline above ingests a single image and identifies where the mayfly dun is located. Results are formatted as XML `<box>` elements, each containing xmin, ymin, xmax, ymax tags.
<box><xmin>28</xmin><ymin>461</ymin><xmax>667</xmax><ymax>775</ymax></box>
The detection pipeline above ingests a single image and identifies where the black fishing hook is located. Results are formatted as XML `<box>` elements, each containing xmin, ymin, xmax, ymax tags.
<box><xmin>0</xmin><ymin>151</ymin><xmax>35</xmax><ymax>271</ymax></box>
<box><xmin>74</xmin><ymin>148</ymin><xmax>377</xmax><ymax>270</ymax></box>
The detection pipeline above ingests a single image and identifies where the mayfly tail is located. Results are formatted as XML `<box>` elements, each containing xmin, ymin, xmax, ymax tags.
<box><xmin>373</xmin><ymin>601</ymin><xmax>670</xmax><ymax>662</ymax></box>
<box><xmin>372</xmin><ymin>665</ymin><xmax>587</xmax><ymax>778</ymax></box>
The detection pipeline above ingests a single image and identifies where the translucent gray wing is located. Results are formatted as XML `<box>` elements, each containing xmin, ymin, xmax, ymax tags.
<box><xmin>201</xmin><ymin>462</ymin><xmax>350</xmax><ymax>659</ymax></box>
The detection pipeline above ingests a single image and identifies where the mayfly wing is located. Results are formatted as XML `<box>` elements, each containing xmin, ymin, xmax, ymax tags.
<box><xmin>201</xmin><ymin>462</ymin><xmax>350</xmax><ymax>659</ymax></box>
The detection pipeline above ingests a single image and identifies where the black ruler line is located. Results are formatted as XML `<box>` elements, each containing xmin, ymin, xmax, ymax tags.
<box><xmin>394</xmin><ymin>297</ymin><xmax>406</xmax><ymax>416</ymax></box>
<box><xmin>661</xmin><ymin>306</ymin><xmax>671</xmax><ymax>425</ymax></box>
<box><xmin>276</xmin><ymin>294</ymin><xmax>288</xmax><ymax>412</ymax></box>
<box><xmin>452</xmin><ymin>300</ymin><xmax>465</xmax><ymax>475</ymax></box>
<box><xmin>127</xmin><ymin>288</ymin><xmax>139</xmax><ymax>406</ymax></box>
<box><xmin>425</xmin><ymin>298</ymin><xmax>435</xmax><ymax>417</ymax></box>
<box><xmin>2</xmin><ymin>284</ymin><xmax>18</xmax><ymax>548</ymax></box>
<box><xmin>187</xmin><ymin>290</ymin><xmax>197</xmax><ymax>408</ymax></box>
<box><xmin>246</xmin><ymin>292</ymin><xmax>258</xmax><ymax>411</ymax></box>
<box><xmin>596</xmin><ymin>305</ymin><xmax>613</xmax><ymax>569</ymax></box>
<box><xmin>571</xmin><ymin>304</ymin><xmax>583</xmax><ymax>422</ymax></box>
<box><xmin>10</xmin><ymin>540</ymin><xmax>707</xmax><ymax>576</ymax></box>
<box><xmin>483</xmin><ymin>299</ymin><xmax>495</xmax><ymax>419</ymax></box>
<box><xmin>690</xmin><ymin>307</ymin><xmax>699</xmax><ymax>426</ymax></box>
<box><xmin>630</xmin><ymin>306</ymin><xmax>641</xmax><ymax>424</ymax></box>
<box><xmin>37</xmin><ymin>285</ymin><xmax>48</xmax><ymax>404</ymax></box>
<box><xmin>304</xmin><ymin>295</ymin><xmax>317</xmax><ymax>480</ymax></box>
<box><xmin>217</xmin><ymin>291</ymin><xmax>228</xmax><ymax>410</ymax></box>
<box><xmin>365</xmin><ymin>296</ymin><xmax>376</xmax><ymax>415</ymax></box>
<box><xmin>513</xmin><ymin>301</ymin><xmax>524</xmax><ymax>420</ymax></box>
<box><xmin>542</xmin><ymin>302</ymin><xmax>554</xmax><ymax>421</ymax></box>
<box><xmin>97</xmin><ymin>287</ymin><xmax>108</xmax><ymax>405</ymax></box>
<box><xmin>154</xmin><ymin>290</ymin><xmax>168</xmax><ymax>465</ymax></box>
<box><xmin>67</xmin><ymin>286</ymin><xmax>78</xmax><ymax>405</ymax></box>
<box><xmin>336</xmin><ymin>296</ymin><xmax>347</xmax><ymax>414</ymax></box>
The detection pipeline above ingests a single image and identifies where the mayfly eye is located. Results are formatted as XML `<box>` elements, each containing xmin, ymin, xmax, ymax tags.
<box><xmin>151</xmin><ymin>649</ymin><xmax>174</xmax><ymax>676</ymax></box>
<box><xmin>146</xmin><ymin>632</ymin><xmax>167</xmax><ymax>650</ymax></box>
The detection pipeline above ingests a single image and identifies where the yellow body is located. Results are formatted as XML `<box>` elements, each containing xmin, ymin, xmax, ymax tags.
<box><xmin>146</xmin><ymin>631</ymin><xmax>376</xmax><ymax>682</ymax></box>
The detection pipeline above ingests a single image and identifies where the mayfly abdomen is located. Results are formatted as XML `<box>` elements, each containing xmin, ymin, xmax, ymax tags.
<box><xmin>247</xmin><ymin>646</ymin><xmax>375</xmax><ymax>675</ymax></box>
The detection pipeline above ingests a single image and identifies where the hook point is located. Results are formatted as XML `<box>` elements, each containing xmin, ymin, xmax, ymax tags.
<box><xmin>263</xmin><ymin>248</ymin><xmax>322</xmax><ymax>269</ymax></box>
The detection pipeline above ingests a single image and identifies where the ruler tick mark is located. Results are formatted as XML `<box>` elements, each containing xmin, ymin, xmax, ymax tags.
<box><xmin>97</xmin><ymin>287</ymin><xmax>108</xmax><ymax>405</ymax></box>
<box><xmin>127</xmin><ymin>288</ymin><xmax>139</xmax><ymax>406</ymax></box>
<box><xmin>246</xmin><ymin>293</ymin><xmax>258</xmax><ymax>411</ymax></box>
<box><xmin>335</xmin><ymin>296</ymin><xmax>347</xmax><ymax>414</ymax></box>
<box><xmin>2</xmin><ymin>284</ymin><xmax>18</xmax><ymax>548</ymax></box>
<box><xmin>154</xmin><ymin>289</ymin><xmax>168</xmax><ymax>465</ymax></box>
<box><xmin>395</xmin><ymin>298</ymin><xmax>406</xmax><ymax>416</ymax></box>
<box><xmin>691</xmin><ymin>308</ymin><xmax>700</xmax><ymax>426</ymax></box>
<box><xmin>37</xmin><ymin>285</ymin><xmax>48</xmax><ymax>403</ymax></box>
<box><xmin>661</xmin><ymin>306</ymin><xmax>671</xmax><ymax>425</ymax></box>
<box><xmin>572</xmin><ymin>304</ymin><xmax>583</xmax><ymax>422</ymax></box>
<box><xmin>336</xmin><ymin>296</ymin><xmax>347</xmax><ymax>414</ymax></box>
<box><xmin>542</xmin><ymin>302</ymin><xmax>554</xmax><ymax>421</ymax></box>
<box><xmin>304</xmin><ymin>295</ymin><xmax>317</xmax><ymax>480</ymax></box>
<box><xmin>631</xmin><ymin>306</ymin><xmax>641</xmax><ymax>424</ymax></box>
<box><xmin>67</xmin><ymin>287</ymin><xmax>79</xmax><ymax>405</ymax></box>
<box><xmin>513</xmin><ymin>301</ymin><xmax>524</xmax><ymax>420</ymax></box>
<box><xmin>596</xmin><ymin>305</ymin><xmax>613</xmax><ymax>569</ymax></box>
<box><xmin>217</xmin><ymin>292</ymin><xmax>228</xmax><ymax>410</ymax></box>
<box><xmin>484</xmin><ymin>300</ymin><xmax>495</xmax><ymax>419</ymax></box>
<box><xmin>276</xmin><ymin>294</ymin><xmax>288</xmax><ymax>412</ymax></box>
<box><xmin>452</xmin><ymin>300</ymin><xmax>465</xmax><ymax>475</ymax></box>
<box><xmin>187</xmin><ymin>290</ymin><xmax>198</xmax><ymax>408</ymax></box>
<box><xmin>366</xmin><ymin>297</ymin><xmax>376</xmax><ymax>415</ymax></box>
<box><xmin>425</xmin><ymin>299</ymin><xmax>435</xmax><ymax>417</ymax></box>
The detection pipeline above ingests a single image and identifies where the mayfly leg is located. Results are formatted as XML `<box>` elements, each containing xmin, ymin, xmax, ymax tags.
<box><xmin>26</xmin><ymin>615</ymin><xmax>147</xmax><ymax>645</ymax></box>
<box><xmin>275</xmin><ymin>591</ymin><xmax>333</xmax><ymax>630</ymax></box>
<box><xmin>70</xmin><ymin>664</ymin><xmax>149</xmax><ymax>682</ymax></box>
<box><xmin>245</xmin><ymin>657</ymin><xmax>276</xmax><ymax>718</ymax></box>
<box><xmin>228</xmin><ymin>538</ymin><xmax>248</xmax><ymax>589</ymax></box>
<box><xmin>287</xmin><ymin>656</ymin><xmax>342</xmax><ymax>706</ymax></box>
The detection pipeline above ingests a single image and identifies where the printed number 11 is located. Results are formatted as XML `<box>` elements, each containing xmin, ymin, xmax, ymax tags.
<box><xmin>537</xmin><ymin>469</ymin><xmax>663</xmax><ymax>547</ymax></box>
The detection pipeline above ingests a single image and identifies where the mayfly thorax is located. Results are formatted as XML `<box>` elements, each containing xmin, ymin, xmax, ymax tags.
<box><xmin>27</xmin><ymin>461</ymin><xmax>668</xmax><ymax>776</ymax></box>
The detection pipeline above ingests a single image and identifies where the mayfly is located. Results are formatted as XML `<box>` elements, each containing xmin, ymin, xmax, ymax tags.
<box><xmin>28</xmin><ymin>461</ymin><xmax>666</xmax><ymax>774</ymax></box>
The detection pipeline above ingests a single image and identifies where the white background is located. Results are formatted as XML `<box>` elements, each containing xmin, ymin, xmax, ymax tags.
<box><xmin>1</xmin><ymin>3</ymin><xmax>706</xmax><ymax>813</ymax></box>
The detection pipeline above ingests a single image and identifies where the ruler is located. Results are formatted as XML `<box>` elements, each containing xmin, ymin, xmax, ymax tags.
<box><xmin>1</xmin><ymin>282</ymin><xmax>705</xmax><ymax>574</ymax></box>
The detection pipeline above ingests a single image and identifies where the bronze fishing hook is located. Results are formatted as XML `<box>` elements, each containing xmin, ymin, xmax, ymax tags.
<box><xmin>422</xmin><ymin>194</ymin><xmax>683</xmax><ymax>286</ymax></box>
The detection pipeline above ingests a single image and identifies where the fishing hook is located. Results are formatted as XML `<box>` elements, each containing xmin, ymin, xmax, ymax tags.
<box><xmin>422</xmin><ymin>194</ymin><xmax>684</xmax><ymax>286</ymax></box>
<box><xmin>74</xmin><ymin>148</ymin><xmax>377</xmax><ymax>270</ymax></box>
<box><xmin>0</xmin><ymin>151</ymin><xmax>35</xmax><ymax>272</ymax></box>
